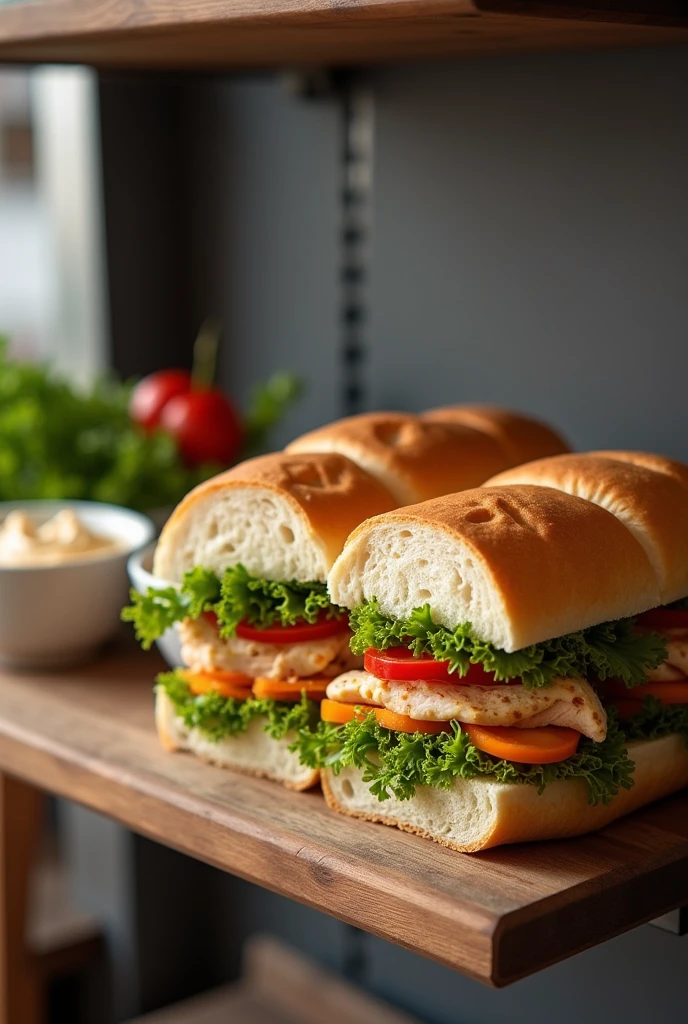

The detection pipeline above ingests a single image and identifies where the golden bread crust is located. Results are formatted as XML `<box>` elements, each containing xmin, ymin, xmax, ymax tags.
<box><xmin>322</xmin><ymin>734</ymin><xmax>688</xmax><ymax>852</ymax></box>
<box><xmin>487</xmin><ymin>453</ymin><xmax>688</xmax><ymax>603</ymax></box>
<box><xmin>286</xmin><ymin>412</ymin><xmax>508</xmax><ymax>504</ymax></box>
<box><xmin>154</xmin><ymin>451</ymin><xmax>397</xmax><ymax>581</ymax></box>
<box><xmin>592</xmin><ymin>450</ymin><xmax>688</xmax><ymax>491</ymax></box>
<box><xmin>329</xmin><ymin>485</ymin><xmax>659</xmax><ymax>649</ymax></box>
<box><xmin>423</xmin><ymin>404</ymin><xmax>569</xmax><ymax>467</ymax></box>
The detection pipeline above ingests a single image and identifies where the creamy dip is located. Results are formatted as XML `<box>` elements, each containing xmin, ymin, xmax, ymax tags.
<box><xmin>0</xmin><ymin>509</ymin><xmax>118</xmax><ymax>566</ymax></box>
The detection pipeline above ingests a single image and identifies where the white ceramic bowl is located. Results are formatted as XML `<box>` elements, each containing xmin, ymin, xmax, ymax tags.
<box><xmin>0</xmin><ymin>500</ymin><xmax>155</xmax><ymax>670</ymax></box>
<box><xmin>127</xmin><ymin>542</ymin><xmax>184</xmax><ymax>668</ymax></box>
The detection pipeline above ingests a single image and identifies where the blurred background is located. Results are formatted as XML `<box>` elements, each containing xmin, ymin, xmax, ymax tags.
<box><xmin>0</xmin><ymin>46</ymin><xmax>686</xmax><ymax>1024</ymax></box>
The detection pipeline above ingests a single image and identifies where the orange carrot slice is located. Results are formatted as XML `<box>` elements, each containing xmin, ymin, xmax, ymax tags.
<box><xmin>320</xmin><ymin>699</ymin><xmax>376</xmax><ymax>725</ymax></box>
<box><xmin>186</xmin><ymin>671</ymin><xmax>253</xmax><ymax>700</ymax></box>
<box><xmin>252</xmin><ymin>677</ymin><xmax>329</xmax><ymax>702</ymax></box>
<box><xmin>374</xmin><ymin>708</ymin><xmax>452</xmax><ymax>735</ymax></box>
<box><xmin>464</xmin><ymin>723</ymin><xmax>580</xmax><ymax>764</ymax></box>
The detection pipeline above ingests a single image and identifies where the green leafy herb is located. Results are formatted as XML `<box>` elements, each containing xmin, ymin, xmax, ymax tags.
<box><xmin>123</xmin><ymin>564</ymin><xmax>344</xmax><ymax>648</ymax></box>
<box><xmin>121</xmin><ymin>566</ymin><xmax>222</xmax><ymax>649</ymax></box>
<box><xmin>215</xmin><ymin>565</ymin><xmax>342</xmax><ymax>637</ymax></box>
<box><xmin>182</xmin><ymin>567</ymin><xmax>224</xmax><ymax>618</ymax></box>
<box><xmin>349</xmin><ymin>599</ymin><xmax>667</xmax><ymax>689</ymax></box>
<box><xmin>122</xmin><ymin>587</ymin><xmax>188</xmax><ymax>649</ymax></box>
<box><xmin>157</xmin><ymin>670</ymin><xmax>318</xmax><ymax>743</ymax></box>
<box><xmin>620</xmin><ymin>696</ymin><xmax>688</xmax><ymax>746</ymax></box>
<box><xmin>0</xmin><ymin>338</ymin><xmax>209</xmax><ymax>511</ymax></box>
<box><xmin>292</xmin><ymin>710</ymin><xmax>634</xmax><ymax>806</ymax></box>
<box><xmin>0</xmin><ymin>338</ymin><xmax>300</xmax><ymax>512</ymax></box>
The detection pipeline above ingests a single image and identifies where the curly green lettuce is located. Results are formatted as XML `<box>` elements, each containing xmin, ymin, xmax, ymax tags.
<box><xmin>214</xmin><ymin>565</ymin><xmax>343</xmax><ymax>637</ymax></box>
<box><xmin>349</xmin><ymin>599</ymin><xmax>667</xmax><ymax>689</ymax></box>
<box><xmin>122</xmin><ymin>564</ymin><xmax>345</xmax><ymax>649</ymax></box>
<box><xmin>620</xmin><ymin>696</ymin><xmax>688</xmax><ymax>746</ymax></box>
<box><xmin>157</xmin><ymin>670</ymin><xmax>319</xmax><ymax>743</ymax></box>
<box><xmin>292</xmin><ymin>710</ymin><xmax>634</xmax><ymax>806</ymax></box>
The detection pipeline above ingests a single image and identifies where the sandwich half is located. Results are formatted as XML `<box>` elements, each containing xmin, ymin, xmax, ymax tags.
<box><xmin>486</xmin><ymin>450</ymin><xmax>688</xmax><ymax>820</ymax></box>
<box><xmin>292</xmin><ymin>484</ymin><xmax>688</xmax><ymax>849</ymax></box>
<box><xmin>123</xmin><ymin>452</ymin><xmax>397</xmax><ymax>789</ymax></box>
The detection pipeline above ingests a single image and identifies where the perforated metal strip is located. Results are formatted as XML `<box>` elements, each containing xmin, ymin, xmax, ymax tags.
<box><xmin>340</xmin><ymin>80</ymin><xmax>374</xmax><ymax>416</ymax></box>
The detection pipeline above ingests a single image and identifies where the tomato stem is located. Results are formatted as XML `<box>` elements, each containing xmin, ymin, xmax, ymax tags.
<box><xmin>192</xmin><ymin>317</ymin><xmax>221</xmax><ymax>390</ymax></box>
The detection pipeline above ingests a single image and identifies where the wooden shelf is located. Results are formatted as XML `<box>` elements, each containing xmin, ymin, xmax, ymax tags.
<box><xmin>0</xmin><ymin>637</ymin><xmax>687</xmax><ymax>987</ymax></box>
<box><xmin>0</xmin><ymin>1</ymin><xmax>685</xmax><ymax>69</ymax></box>
<box><xmin>131</xmin><ymin>935</ymin><xmax>421</xmax><ymax>1023</ymax></box>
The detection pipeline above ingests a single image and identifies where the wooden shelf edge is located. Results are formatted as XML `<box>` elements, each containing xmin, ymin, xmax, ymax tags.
<box><xmin>0</xmin><ymin>0</ymin><xmax>685</xmax><ymax>69</ymax></box>
<box><xmin>493</xmin><ymin>847</ymin><xmax>688</xmax><ymax>985</ymax></box>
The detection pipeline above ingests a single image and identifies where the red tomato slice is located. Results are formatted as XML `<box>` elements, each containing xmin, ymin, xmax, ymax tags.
<box><xmin>364</xmin><ymin>647</ymin><xmax>504</xmax><ymax>685</ymax></box>
<box><xmin>201</xmin><ymin>610</ymin><xmax>348</xmax><ymax>644</ymax></box>
<box><xmin>464</xmin><ymin>723</ymin><xmax>581</xmax><ymax>764</ymax></box>
<box><xmin>236</xmin><ymin>615</ymin><xmax>349</xmax><ymax>644</ymax></box>
<box><xmin>602</xmin><ymin>679</ymin><xmax>688</xmax><ymax>704</ymax></box>
<box><xmin>636</xmin><ymin>608</ymin><xmax>688</xmax><ymax>630</ymax></box>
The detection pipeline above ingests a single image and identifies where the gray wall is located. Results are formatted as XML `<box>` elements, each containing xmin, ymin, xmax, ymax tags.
<box><xmin>189</xmin><ymin>76</ymin><xmax>342</xmax><ymax>448</ymax></box>
<box><xmin>207</xmin><ymin>50</ymin><xmax>688</xmax><ymax>461</ymax></box>
<box><xmin>365</xmin><ymin>920</ymin><xmax>687</xmax><ymax>1024</ymax></box>
<box><xmin>368</xmin><ymin>52</ymin><xmax>688</xmax><ymax>459</ymax></box>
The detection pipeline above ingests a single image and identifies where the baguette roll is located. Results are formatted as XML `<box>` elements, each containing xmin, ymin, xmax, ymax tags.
<box><xmin>154</xmin><ymin>451</ymin><xmax>397</xmax><ymax>583</ymax></box>
<box><xmin>156</xmin><ymin>689</ymin><xmax>319</xmax><ymax>791</ymax></box>
<box><xmin>285</xmin><ymin>412</ymin><xmax>508</xmax><ymax>505</ymax></box>
<box><xmin>423</xmin><ymin>404</ymin><xmax>569</xmax><ymax>468</ymax></box>
<box><xmin>592</xmin><ymin>450</ymin><xmax>688</xmax><ymax>492</ymax></box>
<box><xmin>321</xmin><ymin>734</ymin><xmax>688</xmax><ymax>852</ymax></box>
<box><xmin>487</xmin><ymin>453</ymin><xmax>688</xmax><ymax>604</ymax></box>
<box><xmin>327</xmin><ymin>485</ymin><xmax>660</xmax><ymax>652</ymax></box>
<box><xmin>151</xmin><ymin>452</ymin><xmax>395</xmax><ymax>792</ymax></box>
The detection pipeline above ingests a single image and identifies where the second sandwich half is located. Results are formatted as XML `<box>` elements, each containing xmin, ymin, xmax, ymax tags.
<box><xmin>124</xmin><ymin>452</ymin><xmax>397</xmax><ymax>789</ymax></box>
<box><xmin>297</xmin><ymin>485</ymin><xmax>688</xmax><ymax>849</ymax></box>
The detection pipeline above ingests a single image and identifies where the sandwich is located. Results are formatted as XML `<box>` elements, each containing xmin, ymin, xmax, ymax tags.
<box><xmin>292</xmin><ymin>482</ymin><xmax>688</xmax><ymax>850</ymax></box>
<box><xmin>124</xmin><ymin>404</ymin><xmax>557</xmax><ymax>791</ymax></box>
<box><xmin>486</xmin><ymin>450</ymin><xmax>688</xmax><ymax>812</ymax></box>
<box><xmin>422</xmin><ymin>403</ymin><xmax>569</xmax><ymax>467</ymax></box>
<box><xmin>123</xmin><ymin>452</ymin><xmax>397</xmax><ymax>789</ymax></box>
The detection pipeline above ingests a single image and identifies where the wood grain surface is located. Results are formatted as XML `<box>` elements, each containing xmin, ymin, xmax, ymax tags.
<box><xmin>0</xmin><ymin>637</ymin><xmax>686</xmax><ymax>986</ymax></box>
<box><xmin>0</xmin><ymin>1</ymin><xmax>685</xmax><ymax>68</ymax></box>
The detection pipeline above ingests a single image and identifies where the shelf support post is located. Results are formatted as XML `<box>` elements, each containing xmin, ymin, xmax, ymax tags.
<box><xmin>0</xmin><ymin>772</ymin><xmax>44</xmax><ymax>1024</ymax></box>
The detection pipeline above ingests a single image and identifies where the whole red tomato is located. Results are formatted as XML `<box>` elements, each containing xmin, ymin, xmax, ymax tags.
<box><xmin>160</xmin><ymin>389</ymin><xmax>242</xmax><ymax>466</ymax></box>
<box><xmin>129</xmin><ymin>370</ymin><xmax>191</xmax><ymax>431</ymax></box>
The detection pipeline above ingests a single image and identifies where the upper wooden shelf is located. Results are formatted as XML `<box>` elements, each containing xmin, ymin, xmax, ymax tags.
<box><xmin>0</xmin><ymin>636</ymin><xmax>686</xmax><ymax>986</ymax></box>
<box><xmin>0</xmin><ymin>1</ymin><xmax>685</xmax><ymax>69</ymax></box>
